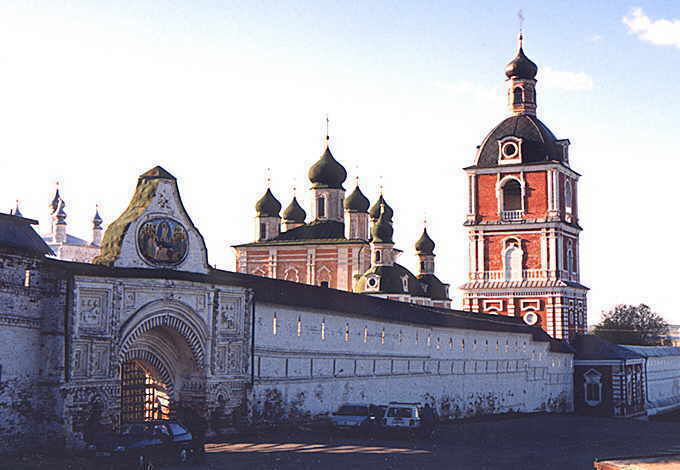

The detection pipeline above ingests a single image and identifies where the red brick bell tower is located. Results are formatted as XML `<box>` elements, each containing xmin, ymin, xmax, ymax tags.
<box><xmin>460</xmin><ymin>34</ymin><xmax>588</xmax><ymax>340</ymax></box>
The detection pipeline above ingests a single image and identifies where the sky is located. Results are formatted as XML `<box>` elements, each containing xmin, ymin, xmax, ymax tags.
<box><xmin>0</xmin><ymin>1</ymin><xmax>679</xmax><ymax>325</ymax></box>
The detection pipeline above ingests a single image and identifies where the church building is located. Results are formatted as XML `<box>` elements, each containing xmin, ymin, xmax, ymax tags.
<box><xmin>232</xmin><ymin>138</ymin><xmax>451</xmax><ymax>308</ymax></box>
<box><xmin>460</xmin><ymin>35</ymin><xmax>588</xmax><ymax>339</ymax></box>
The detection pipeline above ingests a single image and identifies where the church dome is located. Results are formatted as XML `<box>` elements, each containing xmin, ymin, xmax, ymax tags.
<box><xmin>354</xmin><ymin>264</ymin><xmax>427</xmax><ymax>297</ymax></box>
<box><xmin>415</xmin><ymin>228</ymin><xmax>435</xmax><ymax>255</ymax></box>
<box><xmin>371</xmin><ymin>208</ymin><xmax>393</xmax><ymax>244</ymax></box>
<box><xmin>369</xmin><ymin>195</ymin><xmax>393</xmax><ymax>222</ymax></box>
<box><xmin>505</xmin><ymin>36</ymin><xmax>537</xmax><ymax>80</ymax></box>
<box><xmin>344</xmin><ymin>185</ymin><xmax>370</xmax><ymax>213</ymax></box>
<box><xmin>308</xmin><ymin>145</ymin><xmax>347</xmax><ymax>190</ymax></box>
<box><xmin>473</xmin><ymin>114</ymin><xmax>565</xmax><ymax>168</ymax></box>
<box><xmin>255</xmin><ymin>188</ymin><xmax>282</xmax><ymax>217</ymax></box>
<box><xmin>282</xmin><ymin>196</ymin><xmax>306</xmax><ymax>222</ymax></box>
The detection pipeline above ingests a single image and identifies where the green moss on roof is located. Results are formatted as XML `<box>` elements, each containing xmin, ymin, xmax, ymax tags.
<box><xmin>93</xmin><ymin>178</ymin><xmax>159</xmax><ymax>266</ymax></box>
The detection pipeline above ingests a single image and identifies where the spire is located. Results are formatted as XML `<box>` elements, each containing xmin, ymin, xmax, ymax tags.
<box><xmin>50</xmin><ymin>182</ymin><xmax>61</xmax><ymax>214</ymax></box>
<box><xmin>12</xmin><ymin>200</ymin><xmax>22</xmax><ymax>218</ymax></box>
<box><xmin>55</xmin><ymin>199</ymin><xmax>67</xmax><ymax>225</ymax></box>
<box><xmin>93</xmin><ymin>205</ymin><xmax>103</xmax><ymax>229</ymax></box>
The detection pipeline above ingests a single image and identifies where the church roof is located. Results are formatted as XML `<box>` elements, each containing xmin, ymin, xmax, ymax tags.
<box><xmin>469</xmin><ymin>114</ymin><xmax>567</xmax><ymax>169</ymax></box>
<box><xmin>282</xmin><ymin>196</ymin><xmax>306</xmax><ymax>222</ymax></box>
<box><xmin>573</xmin><ymin>335</ymin><xmax>644</xmax><ymax>361</ymax></box>
<box><xmin>344</xmin><ymin>185</ymin><xmax>370</xmax><ymax>213</ymax></box>
<box><xmin>370</xmin><ymin>208</ymin><xmax>393</xmax><ymax>244</ymax></box>
<box><xmin>0</xmin><ymin>213</ymin><xmax>54</xmax><ymax>256</ymax></box>
<box><xmin>505</xmin><ymin>38</ymin><xmax>538</xmax><ymax>80</ymax></box>
<box><xmin>417</xmin><ymin>273</ymin><xmax>449</xmax><ymax>300</ymax></box>
<box><xmin>255</xmin><ymin>188</ymin><xmax>282</xmax><ymax>217</ymax></box>
<box><xmin>43</xmin><ymin>233</ymin><xmax>90</xmax><ymax>247</ymax></box>
<box><xmin>233</xmin><ymin>220</ymin><xmax>363</xmax><ymax>248</ymax></box>
<box><xmin>369</xmin><ymin>195</ymin><xmax>393</xmax><ymax>222</ymax></box>
<box><xmin>354</xmin><ymin>263</ymin><xmax>427</xmax><ymax>297</ymax></box>
<box><xmin>415</xmin><ymin>228</ymin><xmax>435</xmax><ymax>255</ymax></box>
<box><xmin>308</xmin><ymin>145</ymin><xmax>347</xmax><ymax>190</ymax></box>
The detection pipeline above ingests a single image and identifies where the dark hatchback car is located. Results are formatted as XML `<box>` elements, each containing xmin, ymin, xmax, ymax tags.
<box><xmin>87</xmin><ymin>420</ymin><xmax>194</xmax><ymax>468</ymax></box>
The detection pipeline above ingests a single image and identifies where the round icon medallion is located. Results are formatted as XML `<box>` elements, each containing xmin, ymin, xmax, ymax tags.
<box><xmin>137</xmin><ymin>217</ymin><xmax>189</xmax><ymax>266</ymax></box>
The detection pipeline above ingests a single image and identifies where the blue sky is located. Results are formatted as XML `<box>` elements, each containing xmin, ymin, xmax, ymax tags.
<box><xmin>0</xmin><ymin>1</ymin><xmax>678</xmax><ymax>324</ymax></box>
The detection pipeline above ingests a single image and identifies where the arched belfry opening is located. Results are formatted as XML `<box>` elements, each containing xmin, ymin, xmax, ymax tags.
<box><xmin>119</xmin><ymin>311</ymin><xmax>207</xmax><ymax>424</ymax></box>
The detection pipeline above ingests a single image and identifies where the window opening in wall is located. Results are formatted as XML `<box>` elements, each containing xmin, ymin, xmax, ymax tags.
<box><xmin>567</xmin><ymin>240</ymin><xmax>574</xmax><ymax>274</ymax></box>
<box><xmin>415</xmin><ymin>331</ymin><xmax>419</xmax><ymax>344</ymax></box>
<box><xmin>496</xmin><ymin>340</ymin><xmax>500</xmax><ymax>352</ymax></box>
<box><xmin>436</xmin><ymin>337</ymin><xmax>441</xmax><ymax>350</ymax></box>
<box><xmin>320</xmin><ymin>280</ymin><xmax>329</xmax><ymax>288</ymax></box>
<box><xmin>401</xmin><ymin>276</ymin><xmax>408</xmax><ymax>292</ymax></box>
<box><xmin>427</xmin><ymin>334</ymin><xmax>431</xmax><ymax>347</ymax></box>
<box><xmin>317</xmin><ymin>197</ymin><xmax>325</xmax><ymax>218</ymax></box>
<box><xmin>272</xmin><ymin>313</ymin><xmax>278</xmax><ymax>335</ymax></box>
<box><xmin>505</xmin><ymin>340</ymin><xmax>509</xmax><ymax>352</ymax></box>
<box><xmin>375</xmin><ymin>250</ymin><xmax>381</xmax><ymax>263</ymax></box>
<box><xmin>363</xmin><ymin>326</ymin><xmax>368</xmax><ymax>343</ymax></box>
<box><xmin>24</xmin><ymin>270</ymin><xmax>30</xmax><ymax>288</ymax></box>
<box><xmin>504</xmin><ymin>238</ymin><xmax>523</xmax><ymax>281</ymax></box>
<box><xmin>449</xmin><ymin>338</ymin><xmax>453</xmax><ymax>350</ymax></box>
<box><xmin>420</xmin><ymin>261</ymin><xmax>425</xmax><ymax>271</ymax></box>
<box><xmin>297</xmin><ymin>317</ymin><xmax>302</xmax><ymax>337</ymax></box>
<box><xmin>259</xmin><ymin>223</ymin><xmax>267</xmax><ymax>240</ymax></box>
<box><xmin>485</xmin><ymin>340</ymin><xmax>489</xmax><ymax>352</ymax></box>
<box><xmin>345</xmin><ymin>323</ymin><xmax>349</xmax><ymax>342</ymax></box>
<box><xmin>584</xmin><ymin>369</ymin><xmax>603</xmax><ymax>406</ymax></box>
<box><xmin>502</xmin><ymin>180</ymin><xmax>522</xmax><ymax>211</ymax></box>
<box><xmin>513</xmin><ymin>87</ymin><xmax>523</xmax><ymax>105</ymax></box>
<box><xmin>399</xmin><ymin>330</ymin><xmax>403</xmax><ymax>344</ymax></box>
<box><xmin>381</xmin><ymin>328</ymin><xmax>385</xmax><ymax>345</ymax></box>
<box><xmin>461</xmin><ymin>339</ymin><xmax>465</xmax><ymax>351</ymax></box>
<box><xmin>565</xmin><ymin>180</ymin><xmax>573</xmax><ymax>214</ymax></box>
<box><xmin>321</xmin><ymin>320</ymin><xmax>326</xmax><ymax>340</ymax></box>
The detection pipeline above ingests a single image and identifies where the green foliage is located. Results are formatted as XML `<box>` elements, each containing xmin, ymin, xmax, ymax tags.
<box><xmin>593</xmin><ymin>304</ymin><xmax>669</xmax><ymax>346</ymax></box>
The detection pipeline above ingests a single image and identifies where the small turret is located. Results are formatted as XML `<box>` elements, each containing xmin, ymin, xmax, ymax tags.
<box><xmin>282</xmin><ymin>196</ymin><xmax>306</xmax><ymax>231</ymax></box>
<box><xmin>415</xmin><ymin>226</ymin><xmax>435</xmax><ymax>275</ymax></box>
<box><xmin>255</xmin><ymin>188</ymin><xmax>281</xmax><ymax>241</ymax></box>
<box><xmin>344</xmin><ymin>180</ymin><xmax>370</xmax><ymax>240</ymax></box>
<box><xmin>53</xmin><ymin>199</ymin><xmax>67</xmax><ymax>244</ymax></box>
<box><xmin>308</xmin><ymin>127</ymin><xmax>347</xmax><ymax>223</ymax></box>
<box><xmin>91</xmin><ymin>206</ymin><xmax>103</xmax><ymax>246</ymax></box>
<box><xmin>370</xmin><ymin>205</ymin><xmax>394</xmax><ymax>266</ymax></box>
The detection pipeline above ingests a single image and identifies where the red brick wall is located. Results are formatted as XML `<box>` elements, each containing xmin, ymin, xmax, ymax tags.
<box><xmin>524</xmin><ymin>171</ymin><xmax>548</xmax><ymax>218</ymax></box>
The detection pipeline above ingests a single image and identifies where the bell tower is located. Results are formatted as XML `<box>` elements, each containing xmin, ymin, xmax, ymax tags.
<box><xmin>460</xmin><ymin>34</ymin><xmax>588</xmax><ymax>340</ymax></box>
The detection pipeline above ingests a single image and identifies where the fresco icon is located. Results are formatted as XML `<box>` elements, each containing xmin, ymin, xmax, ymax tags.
<box><xmin>137</xmin><ymin>217</ymin><xmax>189</xmax><ymax>265</ymax></box>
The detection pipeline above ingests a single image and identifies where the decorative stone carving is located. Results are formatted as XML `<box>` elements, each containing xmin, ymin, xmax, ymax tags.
<box><xmin>228</xmin><ymin>342</ymin><xmax>244</xmax><ymax>373</ymax></box>
<box><xmin>72</xmin><ymin>342</ymin><xmax>90</xmax><ymax>378</ymax></box>
<box><xmin>91</xmin><ymin>344</ymin><xmax>110</xmax><ymax>378</ymax></box>
<box><xmin>78</xmin><ymin>288</ymin><xmax>110</xmax><ymax>336</ymax></box>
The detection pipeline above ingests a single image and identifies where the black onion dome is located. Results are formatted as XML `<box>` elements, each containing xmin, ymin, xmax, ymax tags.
<box><xmin>255</xmin><ymin>188</ymin><xmax>282</xmax><ymax>217</ymax></box>
<box><xmin>344</xmin><ymin>185</ymin><xmax>370</xmax><ymax>213</ymax></box>
<box><xmin>371</xmin><ymin>209</ymin><xmax>393</xmax><ymax>244</ymax></box>
<box><xmin>369</xmin><ymin>195</ymin><xmax>393</xmax><ymax>222</ymax></box>
<box><xmin>415</xmin><ymin>228</ymin><xmax>435</xmax><ymax>255</ymax></box>
<box><xmin>308</xmin><ymin>145</ymin><xmax>347</xmax><ymax>189</ymax></box>
<box><xmin>473</xmin><ymin>114</ymin><xmax>565</xmax><ymax>168</ymax></box>
<box><xmin>354</xmin><ymin>264</ymin><xmax>427</xmax><ymax>297</ymax></box>
<box><xmin>282</xmin><ymin>196</ymin><xmax>306</xmax><ymax>222</ymax></box>
<box><xmin>92</xmin><ymin>208</ymin><xmax>103</xmax><ymax>228</ymax></box>
<box><xmin>505</xmin><ymin>40</ymin><xmax>538</xmax><ymax>80</ymax></box>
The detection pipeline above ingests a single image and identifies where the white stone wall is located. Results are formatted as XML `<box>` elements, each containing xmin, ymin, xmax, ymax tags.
<box><xmin>643</xmin><ymin>353</ymin><xmax>680</xmax><ymax>415</ymax></box>
<box><xmin>252</xmin><ymin>303</ymin><xmax>573</xmax><ymax>422</ymax></box>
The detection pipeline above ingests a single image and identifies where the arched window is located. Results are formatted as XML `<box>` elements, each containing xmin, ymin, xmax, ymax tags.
<box><xmin>375</xmin><ymin>250</ymin><xmax>381</xmax><ymax>263</ymax></box>
<box><xmin>567</xmin><ymin>240</ymin><xmax>574</xmax><ymax>274</ymax></box>
<box><xmin>502</xmin><ymin>180</ymin><xmax>522</xmax><ymax>211</ymax></box>
<box><xmin>504</xmin><ymin>238</ymin><xmax>523</xmax><ymax>281</ymax></box>
<box><xmin>513</xmin><ymin>87</ymin><xmax>523</xmax><ymax>105</ymax></box>
<box><xmin>259</xmin><ymin>222</ymin><xmax>267</xmax><ymax>240</ymax></box>
<box><xmin>317</xmin><ymin>196</ymin><xmax>325</xmax><ymax>218</ymax></box>
<box><xmin>584</xmin><ymin>369</ymin><xmax>603</xmax><ymax>406</ymax></box>
<box><xmin>565</xmin><ymin>180</ymin><xmax>573</xmax><ymax>214</ymax></box>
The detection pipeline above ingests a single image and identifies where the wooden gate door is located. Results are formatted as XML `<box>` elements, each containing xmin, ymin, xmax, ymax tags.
<box><xmin>120</xmin><ymin>361</ymin><xmax>147</xmax><ymax>424</ymax></box>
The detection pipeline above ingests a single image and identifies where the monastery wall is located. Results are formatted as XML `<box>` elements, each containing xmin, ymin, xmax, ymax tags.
<box><xmin>252</xmin><ymin>302</ymin><xmax>573</xmax><ymax>423</ymax></box>
<box><xmin>0</xmin><ymin>251</ymin><xmax>66</xmax><ymax>452</ymax></box>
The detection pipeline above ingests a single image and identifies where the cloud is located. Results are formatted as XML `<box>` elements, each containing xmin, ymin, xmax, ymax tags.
<box><xmin>540</xmin><ymin>67</ymin><xmax>594</xmax><ymax>91</ymax></box>
<box><xmin>623</xmin><ymin>7</ymin><xmax>680</xmax><ymax>48</ymax></box>
<box><xmin>589</xmin><ymin>34</ymin><xmax>603</xmax><ymax>42</ymax></box>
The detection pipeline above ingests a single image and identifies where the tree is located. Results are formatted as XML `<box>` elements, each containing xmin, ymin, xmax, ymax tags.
<box><xmin>592</xmin><ymin>304</ymin><xmax>669</xmax><ymax>346</ymax></box>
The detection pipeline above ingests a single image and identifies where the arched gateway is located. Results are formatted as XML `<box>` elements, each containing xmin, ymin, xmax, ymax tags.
<box><xmin>119</xmin><ymin>304</ymin><xmax>208</xmax><ymax>423</ymax></box>
<box><xmin>60</xmin><ymin>166</ymin><xmax>252</xmax><ymax>449</ymax></box>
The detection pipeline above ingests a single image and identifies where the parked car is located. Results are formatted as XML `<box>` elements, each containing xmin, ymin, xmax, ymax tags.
<box><xmin>382</xmin><ymin>402</ymin><xmax>435</xmax><ymax>436</ymax></box>
<box><xmin>87</xmin><ymin>420</ymin><xmax>194</xmax><ymax>469</ymax></box>
<box><xmin>330</xmin><ymin>403</ymin><xmax>386</xmax><ymax>432</ymax></box>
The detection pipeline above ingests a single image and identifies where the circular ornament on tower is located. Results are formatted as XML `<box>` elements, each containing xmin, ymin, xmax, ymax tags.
<box><xmin>502</xmin><ymin>142</ymin><xmax>519</xmax><ymax>159</ymax></box>
<box><xmin>523</xmin><ymin>311</ymin><xmax>539</xmax><ymax>326</ymax></box>
<box><xmin>137</xmin><ymin>217</ymin><xmax>189</xmax><ymax>266</ymax></box>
